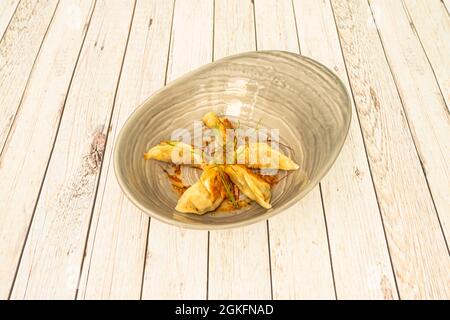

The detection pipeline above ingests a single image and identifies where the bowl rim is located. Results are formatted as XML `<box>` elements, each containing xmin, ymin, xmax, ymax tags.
<box><xmin>113</xmin><ymin>50</ymin><xmax>352</xmax><ymax>230</ymax></box>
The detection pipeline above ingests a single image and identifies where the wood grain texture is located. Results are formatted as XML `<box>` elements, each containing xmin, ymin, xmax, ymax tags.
<box><xmin>0</xmin><ymin>0</ymin><xmax>447</xmax><ymax>301</ymax></box>
<box><xmin>208</xmin><ymin>0</ymin><xmax>271</xmax><ymax>300</ymax></box>
<box><xmin>254</xmin><ymin>0</ymin><xmax>335</xmax><ymax>299</ymax></box>
<box><xmin>77</xmin><ymin>0</ymin><xmax>174</xmax><ymax>300</ymax></box>
<box><xmin>402</xmin><ymin>0</ymin><xmax>450</xmax><ymax>109</ymax></box>
<box><xmin>141</xmin><ymin>0</ymin><xmax>213</xmax><ymax>299</ymax></box>
<box><xmin>0</xmin><ymin>0</ymin><xmax>20</xmax><ymax>40</ymax></box>
<box><xmin>331</xmin><ymin>0</ymin><xmax>450</xmax><ymax>299</ymax></box>
<box><xmin>370</xmin><ymin>0</ymin><xmax>450</xmax><ymax>251</ymax></box>
<box><xmin>444</xmin><ymin>0</ymin><xmax>450</xmax><ymax>12</ymax></box>
<box><xmin>0</xmin><ymin>0</ymin><xmax>58</xmax><ymax>153</ymax></box>
<box><xmin>0</xmin><ymin>0</ymin><xmax>95</xmax><ymax>300</ymax></box>
<box><xmin>268</xmin><ymin>192</ymin><xmax>335</xmax><ymax>299</ymax></box>
<box><xmin>10</xmin><ymin>0</ymin><xmax>136</xmax><ymax>299</ymax></box>
<box><xmin>293</xmin><ymin>0</ymin><xmax>397</xmax><ymax>299</ymax></box>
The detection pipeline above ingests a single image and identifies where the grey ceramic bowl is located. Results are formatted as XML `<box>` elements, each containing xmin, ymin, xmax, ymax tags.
<box><xmin>114</xmin><ymin>51</ymin><xmax>351</xmax><ymax>229</ymax></box>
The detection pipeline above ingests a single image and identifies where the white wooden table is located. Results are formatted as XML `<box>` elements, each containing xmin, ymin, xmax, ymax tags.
<box><xmin>0</xmin><ymin>0</ymin><xmax>449</xmax><ymax>300</ymax></box>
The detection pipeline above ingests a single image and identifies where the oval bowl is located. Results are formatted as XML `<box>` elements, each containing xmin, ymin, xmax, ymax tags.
<box><xmin>114</xmin><ymin>50</ymin><xmax>351</xmax><ymax>230</ymax></box>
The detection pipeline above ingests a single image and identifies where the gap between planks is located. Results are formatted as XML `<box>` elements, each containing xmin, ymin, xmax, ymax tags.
<box><xmin>0</xmin><ymin>0</ymin><xmax>20</xmax><ymax>42</ymax></box>
<box><xmin>0</xmin><ymin>0</ymin><xmax>94</xmax><ymax>299</ymax></box>
<box><xmin>330</xmin><ymin>0</ymin><xmax>450</xmax><ymax>299</ymax></box>
<box><xmin>9</xmin><ymin>0</ymin><xmax>137</xmax><ymax>299</ymax></box>
<box><xmin>75</xmin><ymin>0</ymin><xmax>139</xmax><ymax>299</ymax></box>
<box><xmin>3</xmin><ymin>0</ymin><xmax>448</xmax><ymax>300</ymax></box>
<box><xmin>0</xmin><ymin>0</ymin><xmax>60</xmax><ymax>157</ymax></box>
<box><xmin>368</xmin><ymin>0</ymin><xmax>449</xmax><ymax>250</ymax></box>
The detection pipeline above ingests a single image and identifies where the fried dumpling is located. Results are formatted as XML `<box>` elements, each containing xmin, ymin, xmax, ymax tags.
<box><xmin>202</xmin><ymin>112</ymin><xmax>238</xmax><ymax>164</ymax></box>
<box><xmin>144</xmin><ymin>141</ymin><xmax>203</xmax><ymax>165</ymax></box>
<box><xmin>175</xmin><ymin>166</ymin><xmax>226</xmax><ymax>214</ymax></box>
<box><xmin>236</xmin><ymin>142</ymin><xmax>299</xmax><ymax>170</ymax></box>
<box><xmin>202</xmin><ymin>111</ymin><xmax>228</xmax><ymax>138</ymax></box>
<box><xmin>224</xmin><ymin>165</ymin><xmax>272</xmax><ymax>209</ymax></box>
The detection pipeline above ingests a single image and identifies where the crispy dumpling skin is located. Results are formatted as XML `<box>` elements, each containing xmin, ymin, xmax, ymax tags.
<box><xmin>202</xmin><ymin>113</ymin><xmax>298</xmax><ymax>171</ymax></box>
<box><xmin>202</xmin><ymin>112</ymin><xmax>236</xmax><ymax>164</ymax></box>
<box><xmin>236</xmin><ymin>142</ymin><xmax>299</xmax><ymax>170</ymax></box>
<box><xmin>224</xmin><ymin>165</ymin><xmax>272</xmax><ymax>209</ymax></box>
<box><xmin>202</xmin><ymin>112</ymin><xmax>227</xmax><ymax>138</ymax></box>
<box><xmin>144</xmin><ymin>141</ymin><xmax>203</xmax><ymax>165</ymax></box>
<box><xmin>175</xmin><ymin>166</ymin><xmax>226</xmax><ymax>214</ymax></box>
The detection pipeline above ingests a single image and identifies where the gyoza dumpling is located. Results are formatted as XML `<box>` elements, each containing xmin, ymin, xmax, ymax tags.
<box><xmin>224</xmin><ymin>165</ymin><xmax>272</xmax><ymax>209</ymax></box>
<box><xmin>144</xmin><ymin>141</ymin><xmax>203</xmax><ymax>165</ymax></box>
<box><xmin>202</xmin><ymin>112</ymin><xmax>237</xmax><ymax>164</ymax></box>
<box><xmin>202</xmin><ymin>111</ymin><xmax>228</xmax><ymax>138</ymax></box>
<box><xmin>175</xmin><ymin>166</ymin><xmax>226</xmax><ymax>214</ymax></box>
<box><xmin>236</xmin><ymin>142</ymin><xmax>299</xmax><ymax>170</ymax></box>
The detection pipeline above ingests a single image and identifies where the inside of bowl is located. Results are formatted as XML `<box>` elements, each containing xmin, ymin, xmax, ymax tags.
<box><xmin>115</xmin><ymin>51</ymin><xmax>351</xmax><ymax>228</ymax></box>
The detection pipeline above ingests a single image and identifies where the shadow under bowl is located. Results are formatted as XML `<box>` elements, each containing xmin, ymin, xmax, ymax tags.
<box><xmin>114</xmin><ymin>50</ymin><xmax>351</xmax><ymax>230</ymax></box>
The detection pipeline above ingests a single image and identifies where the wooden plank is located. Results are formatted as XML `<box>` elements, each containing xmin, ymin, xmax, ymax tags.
<box><xmin>10</xmin><ymin>0</ymin><xmax>136</xmax><ymax>299</ymax></box>
<box><xmin>292</xmin><ymin>0</ymin><xmax>398</xmax><ymax>299</ymax></box>
<box><xmin>269</xmin><ymin>193</ymin><xmax>335</xmax><ymax>299</ymax></box>
<box><xmin>253</xmin><ymin>0</ymin><xmax>336</xmax><ymax>299</ymax></box>
<box><xmin>141</xmin><ymin>0</ymin><xmax>213</xmax><ymax>300</ymax></box>
<box><xmin>331</xmin><ymin>0</ymin><xmax>450</xmax><ymax>299</ymax></box>
<box><xmin>0</xmin><ymin>0</ymin><xmax>59</xmax><ymax>153</ymax></box>
<box><xmin>370</xmin><ymin>0</ymin><xmax>450</xmax><ymax>254</ymax></box>
<box><xmin>0</xmin><ymin>0</ymin><xmax>20</xmax><ymax>40</ymax></box>
<box><xmin>208</xmin><ymin>0</ymin><xmax>272</xmax><ymax>300</ymax></box>
<box><xmin>0</xmin><ymin>0</ymin><xmax>95</xmax><ymax>300</ymax></box>
<box><xmin>213</xmin><ymin>0</ymin><xmax>256</xmax><ymax>57</ymax></box>
<box><xmin>444</xmin><ymin>0</ymin><xmax>450</xmax><ymax>13</ymax></box>
<box><xmin>77</xmin><ymin>0</ymin><xmax>174</xmax><ymax>300</ymax></box>
<box><xmin>402</xmin><ymin>0</ymin><xmax>450</xmax><ymax>109</ymax></box>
